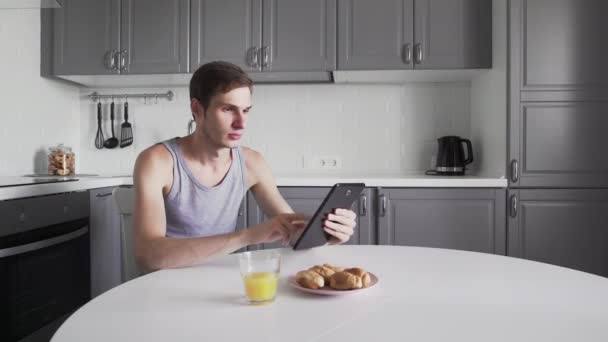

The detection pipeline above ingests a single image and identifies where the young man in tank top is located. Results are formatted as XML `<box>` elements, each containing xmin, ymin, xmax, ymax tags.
<box><xmin>133</xmin><ymin>61</ymin><xmax>358</xmax><ymax>271</ymax></box>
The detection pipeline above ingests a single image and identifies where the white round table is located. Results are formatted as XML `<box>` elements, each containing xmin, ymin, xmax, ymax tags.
<box><xmin>52</xmin><ymin>245</ymin><xmax>608</xmax><ymax>342</ymax></box>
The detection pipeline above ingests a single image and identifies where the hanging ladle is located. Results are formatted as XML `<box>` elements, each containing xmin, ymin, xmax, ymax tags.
<box><xmin>103</xmin><ymin>97</ymin><xmax>119</xmax><ymax>149</ymax></box>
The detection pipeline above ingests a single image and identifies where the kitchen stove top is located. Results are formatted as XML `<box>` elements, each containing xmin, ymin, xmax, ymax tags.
<box><xmin>0</xmin><ymin>177</ymin><xmax>79</xmax><ymax>188</ymax></box>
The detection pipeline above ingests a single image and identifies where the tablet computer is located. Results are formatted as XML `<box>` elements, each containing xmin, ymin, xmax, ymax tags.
<box><xmin>291</xmin><ymin>183</ymin><xmax>365</xmax><ymax>250</ymax></box>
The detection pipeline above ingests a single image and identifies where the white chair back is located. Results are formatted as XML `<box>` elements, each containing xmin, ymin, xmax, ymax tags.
<box><xmin>112</xmin><ymin>186</ymin><xmax>141</xmax><ymax>282</ymax></box>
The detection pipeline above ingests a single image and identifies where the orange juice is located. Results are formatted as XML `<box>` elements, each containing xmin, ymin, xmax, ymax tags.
<box><xmin>242</xmin><ymin>272</ymin><xmax>278</xmax><ymax>302</ymax></box>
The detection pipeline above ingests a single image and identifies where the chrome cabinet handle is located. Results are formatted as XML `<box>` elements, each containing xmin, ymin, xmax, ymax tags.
<box><xmin>403</xmin><ymin>43</ymin><xmax>412</xmax><ymax>64</ymax></box>
<box><xmin>379</xmin><ymin>194</ymin><xmax>387</xmax><ymax>217</ymax></box>
<box><xmin>247</xmin><ymin>46</ymin><xmax>259</xmax><ymax>67</ymax></box>
<box><xmin>106</xmin><ymin>49</ymin><xmax>118</xmax><ymax>70</ymax></box>
<box><xmin>510</xmin><ymin>159</ymin><xmax>519</xmax><ymax>183</ymax></box>
<box><xmin>0</xmin><ymin>227</ymin><xmax>88</xmax><ymax>258</ymax></box>
<box><xmin>261</xmin><ymin>46</ymin><xmax>269</xmax><ymax>68</ymax></box>
<box><xmin>414</xmin><ymin>43</ymin><xmax>423</xmax><ymax>64</ymax></box>
<box><xmin>510</xmin><ymin>194</ymin><xmax>518</xmax><ymax>218</ymax></box>
<box><xmin>359</xmin><ymin>193</ymin><xmax>367</xmax><ymax>216</ymax></box>
<box><xmin>119</xmin><ymin>50</ymin><xmax>128</xmax><ymax>71</ymax></box>
<box><xmin>95</xmin><ymin>192</ymin><xmax>113</xmax><ymax>198</ymax></box>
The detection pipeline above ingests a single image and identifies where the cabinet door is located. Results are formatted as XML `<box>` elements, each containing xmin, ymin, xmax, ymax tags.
<box><xmin>510</xmin><ymin>0</ymin><xmax>608</xmax><ymax>93</ymax></box>
<box><xmin>509</xmin><ymin>102</ymin><xmax>608</xmax><ymax>188</ymax></box>
<box><xmin>89</xmin><ymin>187</ymin><xmax>122</xmax><ymax>298</ymax></box>
<box><xmin>338</xmin><ymin>0</ymin><xmax>414</xmax><ymax>70</ymax></box>
<box><xmin>51</xmin><ymin>0</ymin><xmax>120</xmax><ymax>75</ymax></box>
<box><xmin>414</xmin><ymin>0</ymin><xmax>491</xmax><ymax>69</ymax></box>
<box><xmin>120</xmin><ymin>0</ymin><xmax>189</xmax><ymax>74</ymax></box>
<box><xmin>191</xmin><ymin>0</ymin><xmax>262</xmax><ymax>72</ymax></box>
<box><xmin>262</xmin><ymin>0</ymin><xmax>336</xmax><ymax>71</ymax></box>
<box><xmin>247</xmin><ymin>187</ymin><xmax>370</xmax><ymax>250</ymax></box>
<box><xmin>377</xmin><ymin>188</ymin><xmax>506</xmax><ymax>254</ymax></box>
<box><xmin>507</xmin><ymin>189</ymin><xmax>608</xmax><ymax>278</ymax></box>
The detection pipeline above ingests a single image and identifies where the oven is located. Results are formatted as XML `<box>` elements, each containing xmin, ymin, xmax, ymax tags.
<box><xmin>0</xmin><ymin>191</ymin><xmax>90</xmax><ymax>342</ymax></box>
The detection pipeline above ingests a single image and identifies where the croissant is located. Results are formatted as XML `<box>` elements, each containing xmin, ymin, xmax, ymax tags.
<box><xmin>296</xmin><ymin>270</ymin><xmax>324</xmax><ymax>289</ymax></box>
<box><xmin>329</xmin><ymin>271</ymin><xmax>362</xmax><ymax>290</ymax></box>
<box><xmin>309</xmin><ymin>265</ymin><xmax>335</xmax><ymax>282</ymax></box>
<box><xmin>344</xmin><ymin>268</ymin><xmax>371</xmax><ymax>288</ymax></box>
<box><xmin>322</xmin><ymin>263</ymin><xmax>344</xmax><ymax>272</ymax></box>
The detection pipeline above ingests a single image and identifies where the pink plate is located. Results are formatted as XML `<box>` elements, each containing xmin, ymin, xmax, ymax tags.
<box><xmin>287</xmin><ymin>272</ymin><xmax>378</xmax><ymax>296</ymax></box>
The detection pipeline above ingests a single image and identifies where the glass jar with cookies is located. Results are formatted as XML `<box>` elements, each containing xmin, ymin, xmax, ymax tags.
<box><xmin>47</xmin><ymin>144</ymin><xmax>76</xmax><ymax>176</ymax></box>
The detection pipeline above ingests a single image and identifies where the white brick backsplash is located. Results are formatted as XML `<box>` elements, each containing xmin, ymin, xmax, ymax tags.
<box><xmin>76</xmin><ymin>83</ymin><xmax>471</xmax><ymax>176</ymax></box>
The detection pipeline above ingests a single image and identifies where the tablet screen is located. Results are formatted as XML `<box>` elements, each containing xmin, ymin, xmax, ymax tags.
<box><xmin>292</xmin><ymin>183</ymin><xmax>365</xmax><ymax>250</ymax></box>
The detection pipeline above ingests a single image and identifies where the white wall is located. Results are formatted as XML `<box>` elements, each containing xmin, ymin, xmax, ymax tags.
<box><xmin>78</xmin><ymin>83</ymin><xmax>472</xmax><ymax>176</ymax></box>
<box><xmin>470</xmin><ymin>0</ymin><xmax>508</xmax><ymax>178</ymax></box>
<box><xmin>0</xmin><ymin>9</ymin><xmax>81</xmax><ymax>176</ymax></box>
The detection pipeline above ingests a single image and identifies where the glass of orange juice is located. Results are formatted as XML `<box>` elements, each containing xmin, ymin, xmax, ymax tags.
<box><xmin>238</xmin><ymin>250</ymin><xmax>281</xmax><ymax>305</ymax></box>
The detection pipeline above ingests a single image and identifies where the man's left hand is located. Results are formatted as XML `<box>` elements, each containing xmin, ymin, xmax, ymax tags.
<box><xmin>323</xmin><ymin>208</ymin><xmax>357</xmax><ymax>244</ymax></box>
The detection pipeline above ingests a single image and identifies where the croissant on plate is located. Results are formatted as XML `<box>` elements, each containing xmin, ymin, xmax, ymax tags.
<box><xmin>296</xmin><ymin>270</ymin><xmax>324</xmax><ymax>289</ymax></box>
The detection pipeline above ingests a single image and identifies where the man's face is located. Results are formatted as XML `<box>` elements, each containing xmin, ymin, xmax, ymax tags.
<box><xmin>192</xmin><ymin>86</ymin><xmax>252</xmax><ymax>148</ymax></box>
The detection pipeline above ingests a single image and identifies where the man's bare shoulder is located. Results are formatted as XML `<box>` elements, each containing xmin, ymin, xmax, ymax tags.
<box><xmin>134</xmin><ymin>143</ymin><xmax>173</xmax><ymax>179</ymax></box>
<box><xmin>240</xmin><ymin>146</ymin><xmax>273</xmax><ymax>185</ymax></box>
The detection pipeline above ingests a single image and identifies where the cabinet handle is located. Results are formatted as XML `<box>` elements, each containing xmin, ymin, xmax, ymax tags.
<box><xmin>402</xmin><ymin>43</ymin><xmax>412</xmax><ymax>64</ymax></box>
<box><xmin>96</xmin><ymin>192</ymin><xmax>113</xmax><ymax>198</ymax></box>
<box><xmin>248</xmin><ymin>46</ymin><xmax>259</xmax><ymax>67</ymax></box>
<box><xmin>510</xmin><ymin>194</ymin><xmax>518</xmax><ymax>218</ymax></box>
<box><xmin>510</xmin><ymin>159</ymin><xmax>519</xmax><ymax>183</ymax></box>
<box><xmin>261</xmin><ymin>46</ymin><xmax>270</xmax><ymax>68</ymax></box>
<box><xmin>119</xmin><ymin>50</ymin><xmax>128</xmax><ymax>71</ymax></box>
<box><xmin>379</xmin><ymin>194</ymin><xmax>387</xmax><ymax>217</ymax></box>
<box><xmin>359</xmin><ymin>194</ymin><xmax>367</xmax><ymax>216</ymax></box>
<box><xmin>414</xmin><ymin>43</ymin><xmax>423</xmax><ymax>64</ymax></box>
<box><xmin>106</xmin><ymin>49</ymin><xmax>118</xmax><ymax>70</ymax></box>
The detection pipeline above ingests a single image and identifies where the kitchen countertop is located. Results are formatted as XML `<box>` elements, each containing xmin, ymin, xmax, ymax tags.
<box><xmin>0</xmin><ymin>174</ymin><xmax>507</xmax><ymax>201</ymax></box>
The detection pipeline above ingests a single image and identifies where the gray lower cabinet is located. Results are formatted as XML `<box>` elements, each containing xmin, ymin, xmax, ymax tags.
<box><xmin>191</xmin><ymin>0</ymin><xmax>336</xmax><ymax>73</ymax></box>
<box><xmin>45</xmin><ymin>0</ymin><xmax>189</xmax><ymax>75</ymax></box>
<box><xmin>337</xmin><ymin>0</ymin><xmax>491</xmax><ymax>70</ymax></box>
<box><xmin>89</xmin><ymin>187</ymin><xmax>122</xmax><ymax>298</ymax></box>
<box><xmin>247</xmin><ymin>187</ymin><xmax>373</xmax><ymax>250</ymax></box>
<box><xmin>48</xmin><ymin>0</ymin><xmax>120</xmax><ymax>75</ymax></box>
<box><xmin>377</xmin><ymin>188</ymin><xmax>506</xmax><ymax>254</ymax></box>
<box><xmin>507</xmin><ymin>189</ymin><xmax>608</xmax><ymax>278</ymax></box>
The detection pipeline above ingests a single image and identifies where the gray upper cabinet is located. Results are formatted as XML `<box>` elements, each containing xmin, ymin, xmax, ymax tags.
<box><xmin>47</xmin><ymin>0</ymin><xmax>188</xmax><ymax>75</ymax></box>
<box><xmin>509</xmin><ymin>102</ymin><xmax>608</xmax><ymax>188</ymax></box>
<box><xmin>377</xmin><ymin>188</ymin><xmax>506</xmax><ymax>254</ymax></box>
<box><xmin>507</xmin><ymin>189</ymin><xmax>608</xmax><ymax>278</ymax></box>
<box><xmin>191</xmin><ymin>0</ymin><xmax>335</xmax><ymax>74</ymax></box>
<box><xmin>510</xmin><ymin>0</ymin><xmax>608</xmax><ymax>94</ymax></box>
<box><xmin>50</xmin><ymin>0</ymin><xmax>120</xmax><ymax>75</ymax></box>
<box><xmin>262</xmin><ymin>0</ymin><xmax>336</xmax><ymax>71</ymax></box>
<box><xmin>337</xmin><ymin>0</ymin><xmax>490</xmax><ymax>70</ymax></box>
<box><xmin>120</xmin><ymin>0</ymin><xmax>189</xmax><ymax>74</ymax></box>
<box><xmin>247</xmin><ymin>187</ymin><xmax>373</xmax><ymax>250</ymax></box>
<box><xmin>414</xmin><ymin>0</ymin><xmax>491</xmax><ymax>69</ymax></box>
<box><xmin>190</xmin><ymin>0</ymin><xmax>262</xmax><ymax>72</ymax></box>
<box><xmin>338</xmin><ymin>0</ymin><xmax>414</xmax><ymax>70</ymax></box>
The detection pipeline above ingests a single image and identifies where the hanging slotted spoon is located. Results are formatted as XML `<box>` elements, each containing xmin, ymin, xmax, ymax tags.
<box><xmin>120</xmin><ymin>100</ymin><xmax>133</xmax><ymax>148</ymax></box>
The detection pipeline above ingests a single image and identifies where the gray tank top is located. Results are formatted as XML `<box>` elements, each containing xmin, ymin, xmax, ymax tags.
<box><xmin>161</xmin><ymin>138</ymin><xmax>247</xmax><ymax>238</ymax></box>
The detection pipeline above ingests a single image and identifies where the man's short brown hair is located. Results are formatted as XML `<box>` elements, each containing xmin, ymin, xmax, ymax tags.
<box><xmin>189</xmin><ymin>61</ymin><xmax>253</xmax><ymax>110</ymax></box>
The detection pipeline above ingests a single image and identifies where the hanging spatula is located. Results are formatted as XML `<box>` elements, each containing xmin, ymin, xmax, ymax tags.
<box><xmin>120</xmin><ymin>100</ymin><xmax>133</xmax><ymax>148</ymax></box>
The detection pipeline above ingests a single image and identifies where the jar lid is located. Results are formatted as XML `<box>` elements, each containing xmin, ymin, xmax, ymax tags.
<box><xmin>49</xmin><ymin>143</ymin><xmax>72</xmax><ymax>153</ymax></box>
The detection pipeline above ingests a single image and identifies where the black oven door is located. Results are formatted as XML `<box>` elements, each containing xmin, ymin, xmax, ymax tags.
<box><xmin>0</xmin><ymin>218</ymin><xmax>90</xmax><ymax>342</ymax></box>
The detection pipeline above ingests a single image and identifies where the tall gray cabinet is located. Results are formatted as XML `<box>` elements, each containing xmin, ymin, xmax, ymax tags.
<box><xmin>508</xmin><ymin>0</ymin><xmax>608</xmax><ymax>277</ymax></box>
<box><xmin>191</xmin><ymin>0</ymin><xmax>336</xmax><ymax>73</ymax></box>
<box><xmin>337</xmin><ymin>0</ymin><xmax>491</xmax><ymax>70</ymax></box>
<box><xmin>48</xmin><ymin>0</ymin><xmax>189</xmax><ymax>75</ymax></box>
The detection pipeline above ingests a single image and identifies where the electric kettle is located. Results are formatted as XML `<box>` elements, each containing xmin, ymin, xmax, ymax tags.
<box><xmin>425</xmin><ymin>136</ymin><xmax>473</xmax><ymax>176</ymax></box>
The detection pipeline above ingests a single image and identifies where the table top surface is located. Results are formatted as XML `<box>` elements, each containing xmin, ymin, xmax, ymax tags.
<box><xmin>52</xmin><ymin>245</ymin><xmax>608</xmax><ymax>342</ymax></box>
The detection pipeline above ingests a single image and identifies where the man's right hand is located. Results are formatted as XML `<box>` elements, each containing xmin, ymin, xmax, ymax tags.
<box><xmin>245</xmin><ymin>213</ymin><xmax>307</xmax><ymax>246</ymax></box>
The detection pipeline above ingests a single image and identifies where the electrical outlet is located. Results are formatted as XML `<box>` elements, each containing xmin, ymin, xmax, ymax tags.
<box><xmin>306</xmin><ymin>155</ymin><xmax>342</xmax><ymax>170</ymax></box>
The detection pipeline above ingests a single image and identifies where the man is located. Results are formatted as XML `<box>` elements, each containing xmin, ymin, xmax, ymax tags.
<box><xmin>133</xmin><ymin>61</ymin><xmax>357</xmax><ymax>271</ymax></box>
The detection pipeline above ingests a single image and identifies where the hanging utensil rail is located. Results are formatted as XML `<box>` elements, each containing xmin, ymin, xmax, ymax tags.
<box><xmin>88</xmin><ymin>90</ymin><xmax>174</xmax><ymax>102</ymax></box>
